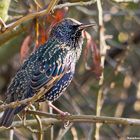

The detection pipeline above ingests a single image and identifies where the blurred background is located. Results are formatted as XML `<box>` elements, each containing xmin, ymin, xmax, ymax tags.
<box><xmin>0</xmin><ymin>0</ymin><xmax>140</xmax><ymax>139</ymax></box>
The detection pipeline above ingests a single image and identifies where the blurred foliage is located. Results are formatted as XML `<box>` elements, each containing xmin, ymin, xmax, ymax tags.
<box><xmin>0</xmin><ymin>0</ymin><xmax>140</xmax><ymax>140</ymax></box>
<box><xmin>0</xmin><ymin>0</ymin><xmax>11</xmax><ymax>21</ymax></box>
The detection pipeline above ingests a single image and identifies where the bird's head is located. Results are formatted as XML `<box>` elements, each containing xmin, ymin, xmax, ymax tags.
<box><xmin>49</xmin><ymin>18</ymin><xmax>96</xmax><ymax>49</ymax></box>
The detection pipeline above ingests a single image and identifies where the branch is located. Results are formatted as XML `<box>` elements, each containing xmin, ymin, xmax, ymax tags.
<box><xmin>0</xmin><ymin>0</ymin><xmax>96</xmax><ymax>34</ymax></box>
<box><xmin>0</xmin><ymin>0</ymin><xmax>59</xmax><ymax>34</ymax></box>
<box><xmin>0</xmin><ymin>22</ymin><xmax>29</xmax><ymax>46</ymax></box>
<box><xmin>113</xmin><ymin>0</ymin><xmax>138</xmax><ymax>2</ymax></box>
<box><xmin>0</xmin><ymin>111</ymin><xmax>140</xmax><ymax>131</ymax></box>
<box><xmin>95</xmin><ymin>0</ymin><xmax>109</xmax><ymax>139</ymax></box>
<box><xmin>54</xmin><ymin>0</ymin><xmax>96</xmax><ymax>9</ymax></box>
<box><xmin>0</xmin><ymin>118</ymin><xmax>60</xmax><ymax>131</ymax></box>
<box><xmin>30</xmin><ymin>106</ymin><xmax>43</xmax><ymax>140</ymax></box>
<box><xmin>27</xmin><ymin>110</ymin><xmax>140</xmax><ymax>126</ymax></box>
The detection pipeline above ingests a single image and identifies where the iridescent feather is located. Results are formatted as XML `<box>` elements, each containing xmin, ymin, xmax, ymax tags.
<box><xmin>0</xmin><ymin>18</ymin><xmax>89</xmax><ymax>127</ymax></box>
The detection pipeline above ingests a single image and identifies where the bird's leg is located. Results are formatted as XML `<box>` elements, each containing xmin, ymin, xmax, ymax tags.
<box><xmin>48</xmin><ymin>102</ymin><xmax>69</xmax><ymax>116</ymax></box>
<box><xmin>0</xmin><ymin>17</ymin><xmax>7</xmax><ymax>32</ymax></box>
<box><xmin>17</xmin><ymin>114</ymin><xmax>22</xmax><ymax>121</ymax></box>
<box><xmin>48</xmin><ymin>102</ymin><xmax>70</xmax><ymax>128</ymax></box>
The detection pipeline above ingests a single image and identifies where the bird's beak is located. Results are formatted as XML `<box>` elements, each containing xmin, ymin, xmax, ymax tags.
<box><xmin>78</xmin><ymin>23</ymin><xmax>96</xmax><ymax>30</ymax></box>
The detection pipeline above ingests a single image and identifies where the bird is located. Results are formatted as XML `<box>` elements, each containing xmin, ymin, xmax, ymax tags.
<box><xmin>0</xmin><ymin>18</ymin><xmax>95</xmax><ymax>127</ymax></box>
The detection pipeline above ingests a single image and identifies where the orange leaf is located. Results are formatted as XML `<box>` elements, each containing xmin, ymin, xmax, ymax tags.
<box><xmin>20</xmin><ymin>35</ymin><xmax>32</xmax><ymax>63</ymax></box>
<box><xmin>35</xmin><ymin>8</ymin><xmax>68</xmax><ymax>49</ymax></box>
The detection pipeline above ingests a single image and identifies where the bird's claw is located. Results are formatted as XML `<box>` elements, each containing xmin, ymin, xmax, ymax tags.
<box><xmin>60</xmin><ymin>112</ymin><xmax>70</xmax><ymax>128</ymax></box>
<box><xmin>60</xmin><ymin>111</ymin><xmax>70</xmax><ymax>117</ymax></box>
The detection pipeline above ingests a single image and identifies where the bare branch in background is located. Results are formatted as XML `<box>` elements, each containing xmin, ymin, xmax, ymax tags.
<box><xmin>113</xmin><ymin>0</ymin><xmax>139</xmax><ymax>3</ymax></box>
<box><xmin>95</xmin><ymin>0</ymin><xmax>110</xmax><ymax>139</ymax></box>
<box><xmin>0</xmin><ymin>0</ymin><xmax>59</xmax><ymax>34</ymax></box>
<box><xmin>0</xmin><ymin>1</ymin><xmax>97</xmax><ymax>35</ymax></box>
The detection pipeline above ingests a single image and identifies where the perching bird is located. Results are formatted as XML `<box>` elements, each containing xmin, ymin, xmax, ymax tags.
<box><xmin>0</xmin><ymin>18</ymin><xmax>95</xmax><ymax>127</ymax></box>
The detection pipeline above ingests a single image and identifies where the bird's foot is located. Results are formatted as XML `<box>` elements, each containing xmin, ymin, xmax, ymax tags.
<box><xmin>60</xmin><ymin>111</ymin><xmax>70</xmax><ymax>117</ymax></box>
<box><xmin>60</xmin><ymin>111</ymin><xmax>70</xmax><ymax>128</ymax></box>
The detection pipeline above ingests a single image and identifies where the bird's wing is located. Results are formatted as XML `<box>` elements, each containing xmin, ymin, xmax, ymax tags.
<box><xmin>30</xmin><ymin>61</ymin><xmax>66</xmax><ymax>91</ymax></box>
<box><xmin>30</xmin><ymin>41</ymin><xmax>68</xmax><ymax>93</ymax></box>
<box><xmin>5</xmin><ymin>40</ymin><xmax>69</xmax><ymax>103</ymax></box>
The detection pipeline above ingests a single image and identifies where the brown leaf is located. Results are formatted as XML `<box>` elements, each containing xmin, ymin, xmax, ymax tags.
<box><xmin>20</xmin><ymin>35</ymin><xmax>32</xmax><ymax>63</ymax></box>
<box><xmin>83</xmin><ymin>31</ymin><xmax>102</xmax><ymax>78</ymax></box>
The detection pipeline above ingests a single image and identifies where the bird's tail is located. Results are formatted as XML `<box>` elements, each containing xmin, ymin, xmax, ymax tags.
<box><xmin>0</xmin><ymin>108</ymin><xmax>15</xmax><ymax>128</ymax></box>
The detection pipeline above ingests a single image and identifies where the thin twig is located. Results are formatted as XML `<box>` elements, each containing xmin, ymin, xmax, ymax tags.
<box><xmin>0</xmin><ymin>1</ymin><xmax>96</xmax><ymax>34</ymax></box>
<box><xmin>30</xmin><ymin>105</ymin><xmax>43</xmax><ymax>140</ymax></box>
<box><xmin>71</xmin><ymin>127</ymin><xmax>78</xmax><ymax>140</ymax></box>
<box><xmin>56</xmin><ymin>123</ymin><xmax>73</xmax><ymax>140</ymax></box>
<box><xmin>9</xmin><ymin>129</ymin><xmax>14</xmax><ymax>140</ymax></box>
<box><xmin>33</xmin><ymin>115</ymin><xmax>43</xmax><ymax>140</ymax></box>
<box><xmin>0</xmin><ymin>0</ymin><xmax>59</xmax><ymax>34</ymax></box>
<box><xmin>54</xmin><ymin>0</ymin><xmax>97</xmax><ymax>9</ymax></box>
<box><xmin>113</xmin><ymin>0</ymin><xmax>138</xmax><ymax>2</ymax></box>
<box><xmin>49</xmin><ymin>102</ymin><xmax>54</xmax><ymax>140</ymax></box>
<box><xmin>95</xmin><ymin>0</ymin><xmax>103</xmax><ymax>139</ymax></box>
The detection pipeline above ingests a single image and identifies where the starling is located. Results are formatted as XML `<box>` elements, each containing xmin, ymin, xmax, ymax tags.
<box><xmin>0</xmin><ymin>18</ymin><xmax>95</xmax><ymax>127</ymax></box>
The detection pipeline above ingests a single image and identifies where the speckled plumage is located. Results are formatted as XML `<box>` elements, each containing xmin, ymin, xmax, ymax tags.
<box><xmin>0</xmin><ymin>18</ymin><xmax>89</xmax><ymax>127</ymax></box>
